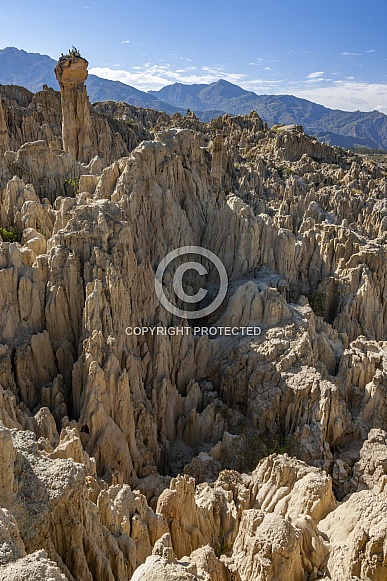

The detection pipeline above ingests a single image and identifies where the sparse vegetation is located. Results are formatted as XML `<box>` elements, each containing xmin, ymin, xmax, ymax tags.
<box><xmin>232</xmin><ymin>421</ymin><xmax>298</xmax><ymax>472</ymax></box>
<box><xmin>64</xmin><ymin>177</ymin><xmax>79</xmax><ymax>197</ymax></box>
<box><xmin>66</xmin><ymin>46</ymin><xmax>81</xmax><ymax>58</ymax></box>
<box><xmin>308</xmin><ymin>290</ymin><xmax>326</xmax><ymax>317</ymax></box>
<box><xmin>214</xmin><ymin>527</ymin><xmax>234</xmax><ymax>558</ymax></box>
<box><xmin>0</xmin><ymin>227</ymin><xmax>22</xmax><ymax>243</ymax></box>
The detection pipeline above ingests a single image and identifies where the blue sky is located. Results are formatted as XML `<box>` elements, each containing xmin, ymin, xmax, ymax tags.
<box><xmin>2</xmin><ymin>0</ymin><xmax>387</xmax><ymax>112</ymax></box>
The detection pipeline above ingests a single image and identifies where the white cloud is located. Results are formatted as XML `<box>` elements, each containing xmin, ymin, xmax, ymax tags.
<box><xmin>264</xmin><ymin>67</ymin><xmax>272</xmax><ymax>71</ymax></box>
<box><xmin>290</xmin><ymin>81</ymin><xmax>387</xmax><ymax>114</ymax></box>
<box><xmin>247</xmin><ymin>58</ymin><xmax>263</xmax><ymax>66</ymax></box>
<box><xmin>121</xmin><ymin>40</ymin><xmax>130</xmax><ymax>44</ymax></box>
<box><xmin>342</xmin><ymin>52</ymin><xmax>361</xmax><ymax>56</ymax></box>
<box><xmin>306</xmin><ymin>71</ymin><xmax>324</xmax><ymax>79</ymax></box>
<box><xmin>365</xmin><ymin>49</ymin><xmax>376</xmax><ymax>53</ymax></box>
<box><xmin>89</xmin><ymin>64</ymin><xmax>247</xmax><ymax>92</ymax></box>
<box><xmin>237</xmin><ymin>78</ymin><xmax>387</xmax><ymax>114</ymax></box>
<box><xmin>89</xmin><ymin>64</ymin><xmax>387</xmax><ymax>114</ymax></box>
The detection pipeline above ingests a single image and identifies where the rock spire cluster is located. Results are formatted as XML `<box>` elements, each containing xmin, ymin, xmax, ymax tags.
<box><xmin>0</xmin><ymin>52</ymin><xmax>386</xmax><ymax>579</ymax></box>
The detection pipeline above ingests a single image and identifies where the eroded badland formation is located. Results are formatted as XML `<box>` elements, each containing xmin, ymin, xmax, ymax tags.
<box><xmin>0</xmin><ymin>50</ymin><xmax>386</xmax><ymax>580</ymax></box>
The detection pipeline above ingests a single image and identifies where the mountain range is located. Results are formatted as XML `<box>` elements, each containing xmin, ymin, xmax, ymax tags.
<box><xmin>1</xmin><ymin>47</ymin><xmax>387</xmax><ymax>150</ymax></box>
<box><xmin>150</xmin><ymin>83</ymin><xmax>387</xmax><ymax>150</ymax></box>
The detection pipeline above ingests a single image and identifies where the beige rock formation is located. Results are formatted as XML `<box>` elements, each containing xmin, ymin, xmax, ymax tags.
<box><xmin>0</xmin><ymin>99</ymin><xmax>10</xmax><ymax>156</ymax></box>
<box><xmin>0</xmin><ymin>77</ymin><xmax>387</xmax><ymax>579</ymax></box>
<box><xmin>319</xmin><ymin>490</ymin><xmax>387</xmax><ymax>579</ymax></box>
<box><xmin>55</xmin><ymin>55</ymin><xmax>95</xmax><ymax>163</ymax></box>
<box><xmin>228</xmin><ymin>510</ymin><xmax>327</xmax><ymax>581</ymax></box>
<box><xmin>0</xmin><ymin>507</ymin><xmax>26</xmax><ymax>567</ymax></box>
<box><xmin>0</xmin><ymin>423</ymin><xmax>16</xmax><ymax>507</ymax></box>
<box><xmin>189</xmin><ymin>545</ymin><xmax>229</xmax><ymax>581</ymax></box>
<box><xmin>131</xmin><ymin>555</ymin><xmax>199</xmax><ymax>581</ymax></box>
<box><xmin>352</xmin><ymin>429</ymin><xmax>387</xmax><ymax>492</ymax></box>
<box><xmin>0</xmin><ymin>422</ymin><xmax>172</xmax><ymax>580</ymax></box>
<box><xmin>0</xmin><ymin>550</ymin><xmax>68</xmax><ymax>581</ymax></box>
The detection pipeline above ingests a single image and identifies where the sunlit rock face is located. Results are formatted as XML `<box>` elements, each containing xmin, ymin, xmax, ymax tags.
<box><xmin>55</xmin><ymin>54</ymin><xmax>95</xmax><ymax>164</ymax></box>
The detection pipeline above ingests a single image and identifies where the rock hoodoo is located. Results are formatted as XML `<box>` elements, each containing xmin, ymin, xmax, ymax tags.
<box><xmin>54</xmin><ymin>49</ymin><xmax>94</xmax><ymax>163</ymax></box>
<box><xmin>0</xmin><ymin>99</ymin><xmax>10</xmax><ymax>157</ymax></box>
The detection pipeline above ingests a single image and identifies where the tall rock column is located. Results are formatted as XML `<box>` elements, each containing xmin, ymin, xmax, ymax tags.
<box><xmin>0</xmin><ymin>423</ymin><xmax>16</xmax><ymax>507</ymax></box>
<box><xmin>55</xmin><ymin>54</ymin><xmax>94</xmax><ymax>163</ymax></box>
<box><xmin>0</xmin><ymin>98</ymin><xmax>10</xmax><ymax>156</ymax></box>
<box><xmin>211</xmin><ymin>135</ymin><xmax>223</xmax><ymax>184</ymax></box>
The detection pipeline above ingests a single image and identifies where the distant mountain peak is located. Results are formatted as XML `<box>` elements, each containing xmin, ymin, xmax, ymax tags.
<box><xmin>202</xmin><ymin>79</ymin><xmax>249</xmax><ymax>98</ymax></box>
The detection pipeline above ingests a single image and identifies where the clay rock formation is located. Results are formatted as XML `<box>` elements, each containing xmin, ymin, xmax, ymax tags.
<box><xmin>0</xmin><ymin>551</ymin><xmax>68</xmax><ymax>581</ymax></box>
<box><xmin>0</xmin><ymin>421</ymin><xmax>170</xmax><ymax>580</ymax></box>
<box><xmin>0</xmin><ymin>83</ymin><xmax>133</xmax><ymax>166</ymax></box>
<box><xmin>319</xmin><ymin>490</ymin><xmax>387</xmax><ymax>579</ymax></box>
<box><xmin>55</xmin><ymin>53</ymin><xmax>95</xmax><ymax>163</ymax></box>
<box><xmin>0</xmin><ymin>68</ymin><xmax>387</xmax><ymax>579</ymax></box>
<box><xmin>0</xmin><ymin>98</ymin><xmax>10</xmax><ymax>157</ymax></box>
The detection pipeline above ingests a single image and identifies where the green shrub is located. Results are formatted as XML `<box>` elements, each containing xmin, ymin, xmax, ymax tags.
<box><xmin>309</xmin><ymin>291</ymin><xmax>325</xmax><ymax>317</ymax></box>
<box><xmin>214</xmin><ymin>527</ymin><xmax>234</xmax><ymax>558</ymax></box>
<box><xmin>0</xmin><ymin>227</ymin><xmax>21</xmax><ymax>243</ymax></box>
<box><xmin>67</xmin><ymin>46</ymin><xmax>81</xmax><ymax>58</ymax></box>
<box><xmin>64</xmin><ymin>177</ymin><xmax>79</xmax><ymax>197</ymax></box>
<box><xmin>233</xmin><ymin>421</ymin><xmax>298</xmax><ymax>472</ymax></box>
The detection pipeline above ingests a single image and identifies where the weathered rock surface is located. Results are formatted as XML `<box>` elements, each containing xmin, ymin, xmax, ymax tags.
<box><xmin>0</xmin><ymin>550</ymin><xmax>68</xmax><ymax>581</ymax></box>
<box><xmin>319</xmin><ymin>490</ymin><xmax>387</xmax><ymax>580</ymax></box>
<box><xmin>0</xmin><ymin>66</ymin><xmax>387</xmax><ymax>579</ymax></box>
<box><xmin>55</xmin><ymin>55</ymin><xmax>95</xmax><ymax>163</ymax></box>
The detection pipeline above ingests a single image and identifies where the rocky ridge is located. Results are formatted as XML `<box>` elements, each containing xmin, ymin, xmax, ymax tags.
<box><xmin>0</xmin><ymin>58</ymin><xmax>386</xmax><ymax>580</ymax></box>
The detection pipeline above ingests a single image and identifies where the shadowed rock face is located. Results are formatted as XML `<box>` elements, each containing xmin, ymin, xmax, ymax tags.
<box><xmin>55</xmin><ymin>56</ymin><xmax>95</xmax><ymax>163</ymax></box>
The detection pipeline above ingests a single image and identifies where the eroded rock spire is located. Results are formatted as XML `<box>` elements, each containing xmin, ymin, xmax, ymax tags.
<box><xmin>0</xmin><ymin>98</ymin><xmax>10</xmax><ymax>156</ymax></box>
<box><xmin>55</xmin><ymin>50</ymin><xmax>94</xmax><ymax>163</ymax></box>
